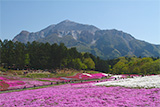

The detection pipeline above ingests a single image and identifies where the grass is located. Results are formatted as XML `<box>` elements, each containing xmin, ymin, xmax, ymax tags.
<box><xmin>20</xmin><ymin>72</ymin><xmax>76</xmax><ymax>78</ymax></box>
<box><xmin>20</xmin><ymin>70</ymin><xmax>101</xmax><ymax>78</ymax></box>
<box><xmin>0</xmin><ymin>67</ymin><xmax>7</xmax><ymax>72</ymax></box>
<box><xmin>22</xmin><ymin>73</ymin><xmax>54</xmax><ymax>78</ymax></box>
<box><xmin>36</xmin><ymin>79</ymin><xmax>56</xmax><ymax>82</ymax></box>
<box><xmin>84</xmin><ymin>70</ymin><xmax>101</xmax><ymax>74</ymax></box>
<box><xmin>0</xmin><ymin>84</ymin><xmax>55</xmax><ymax>94</ymax></box>
<box><xmin>53</xmin><ymin>72</ymin><xmax>75</xmax><ymax>77</ymax></box>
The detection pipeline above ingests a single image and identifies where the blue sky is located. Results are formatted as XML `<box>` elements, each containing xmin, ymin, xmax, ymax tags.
<box><xmin>1</xmin><ymin>0</ymin><xmax>160</xmax><ymax>44</ymax></box>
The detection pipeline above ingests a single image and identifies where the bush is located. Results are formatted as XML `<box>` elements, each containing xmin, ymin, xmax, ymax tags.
<box><xmin>0</xmin><ymin>67</ymin><xmax>7</xmax><ymax>72</ymax></box>
<box><xmin>26</xmin><ymin>73</ymin><xmax>52</xmax><ymax>78</ymax></box>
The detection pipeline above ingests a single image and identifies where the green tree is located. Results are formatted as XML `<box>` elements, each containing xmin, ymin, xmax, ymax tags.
<box><xmin>24</xmin><ymin>54</ymin><xmax>30</xmax><ymax>66</ymax></box>
<box><xmin>112</xmin><ymin>57</ymin><xmax>128</xmax><ymax>74</ymax></box>
<box><xmin>141</xmin><ymin>57</ymin><xmax>153</xmax><ymax>63</ymax></box>
<box><xmin>95</xmin><ymin>58</ymin><xmax>109</xmax><ymax>72</ymax></box>
<box><xmin>50</xmin><ymin>43</ymin><xmax>59</xmax><ymax>69</ymax></box>
<box><xmin>132</xmin><ymin>66</ymin><xmax>140</xmax><ymax>74</ymax></box>
<box><xmin>83</xmin><ymin>52</ymin><xmax>90</xmax><ymax>58</ymax></box>
<box><xmin>0</xmin><ymin>39</ymin><xmax>3</xmax><ymax>64</ymax></box>
<box><xmin>14</xmin><ymin>42</ymin><xmax>26</xmax><ymax>69</ymax></box>
<box><xmin>1</xmin><ymin>40</ymin><xmax>15</xmax><ymax>68</ymax></box>
<box><xmin>72</xmin><ymin>58</ymin><xmax>87</xmax><ymax>70</ymax></box>
<box><xmin>83</xmin><ymin>58</ymin><xmax>95</xmax><ymax>70</ymax></box>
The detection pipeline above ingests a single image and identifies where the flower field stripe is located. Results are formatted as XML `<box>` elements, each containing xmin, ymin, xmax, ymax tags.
<box><xmin>39</xmin><ymin>73</ymin><xmax>109</xmax><ymax>82</ymax></box>
<box><xmin>0</xmin><ymin>84</ymin><xmax>159</xmax><ymax>107</ymax></box>
<box><xmin>0</xmin><ymin>76</ymin><xmax>52</xmax><ymax>90</ymax></box>
<box><xmin>95</xmin><ymin>75</ymin><xmax>160</xmax><ymax>88</ymax></box>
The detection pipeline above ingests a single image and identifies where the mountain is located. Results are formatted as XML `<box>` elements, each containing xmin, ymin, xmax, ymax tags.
<box><xmin>12</xmin><ymin>20</ymin><xmax>160</xmax><ymax>59</ymax></box>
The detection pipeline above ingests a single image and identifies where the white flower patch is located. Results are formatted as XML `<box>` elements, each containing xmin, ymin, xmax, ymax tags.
<box><xmin>111</xmin><ymin>75</ymin><xmax>122</xmax><ymax>78</ymax></box>
<box><xmin>60</xmin><ymin>77</ymin><xmax>73</xmax><ymax>80</ymax></box>
<box><xmin>102</xmin><ymin>73</ymin><xmax>111</xmax><ymax>76</ymax></box>
<box><xmin>82</xmin><ymin>73</ymin><xmax>92</xmax><ymax>77</ymax></box>
<box><xmin>95</xmin><ymin>75</ymin><xmax>160</xmax><ymax>88</ymax></box>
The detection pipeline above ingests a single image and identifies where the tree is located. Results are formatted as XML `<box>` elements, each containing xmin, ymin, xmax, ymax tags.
<box><xmin>0</xmin><ymin>40</ymin><xmax>111</xmax><ymax>72</ymax></box>
<box><xmin>0</xmin><ymin>39</ymin><xmax>3</xmax><ymax>64</ymax></box>
<box><xmin>72</xmin><ymin>58</ymin><xmax>87</xmax><ymax>70</ymax></box>
<box><xmin>68</xmin><ymin>47</ymin><xmax>81</xmax><ymax>59</ymax></box>
<box><xmin>24</xmin><ymin>54</ymin><xmax>30</xmax><ymax>66</ymax></box>
<box><xmin>83</xmin><ymin>52</ymin><xmax>90</xmax><ymax>58</ymax></box>
<box><xmin>50</xmin><ymin>43</ymin><xmax>59</xmax><ymax>69</ymax></box>
<box><xmin>57</xmin><ymin>43</ymin><xmax>68</xmax><ymax>69</ymax></box>
<box><xmin>112</xmin><ymin>57</ymin><xmax>128</xmax><ymax>74</ymax></box>
<box><xmin>1</xmin><ymin>40</ymin><xmax>15</xmax><ymax>68</ymax></box>
<box><xmin>95</xmin><ymin>59</ymin><xmax>109</xmax><ymax>72</ymax></box>
<box><xmin>132</xmin><ymin>67</ymin><xmax>140</xmax><ymax>74</ymax></box>
<box><xmin>83</xmin><ymin>58</ymin><xmax>95</xmax><ymax>70</ymax></box>
<box><xmin>141</xmin><ymin>57</ymin><xmax>153</xmax><ymax>63</ymax></box>
<box><xmin>14</xmin><ymin>42</ymin><xmax>26</xmax><ymax>69</ymax></box>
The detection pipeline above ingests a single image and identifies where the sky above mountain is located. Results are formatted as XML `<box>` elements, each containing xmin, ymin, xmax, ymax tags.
<box><xmin>1</xmin><ymin>0</ymin><xmax>160</xmax><ymax>44</ymax></box>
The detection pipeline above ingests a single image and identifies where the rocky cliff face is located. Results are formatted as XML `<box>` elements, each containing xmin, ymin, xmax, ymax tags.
<box><xmin>12</xmin><ymin>20</ymin><xmax>160</xmax><ymax>59</ymax></box>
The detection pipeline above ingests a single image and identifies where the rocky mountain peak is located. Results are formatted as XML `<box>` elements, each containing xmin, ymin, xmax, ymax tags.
<box><xmin>19</xmin><ymin>30</ymin><xmax>30</xmax><ymax>34</ymax></box>
<box><xmin>61</xmin><ymin>19</ymin><xmax>72</xmax><ymax>23</ymax></box>
<box><xmin>54</xmin><ymin>20</ymin><xmax>99</xmax><ymax>32</ymax></box>
<box><xmin>12</xmin><ymin>20</ymin><xmax>160</xmax><ymax>59</ymax></box>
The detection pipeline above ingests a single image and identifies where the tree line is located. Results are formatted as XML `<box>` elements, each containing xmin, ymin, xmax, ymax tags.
<box><xmin>112</xmin><ymin>56</ymin><xmax>160</xmax><ymax>75</ymax></box>
<box><xmin>0</xmin><ymin>40</ymin><xmax>109</xmax><ymax>72</ymax></box>
<box><xmin>0</xmin><ymin>40</ymin><xmax>159</xmax><ymax>75</ymax></box>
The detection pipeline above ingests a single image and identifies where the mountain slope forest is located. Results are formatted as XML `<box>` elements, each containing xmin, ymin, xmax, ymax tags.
<box><xmin>0</xmin><ymin>40</ymin><xmax>109</xmax><ymax>72</ymax></box>
<box><xmin>0</xmin><ymin>40</ymin><xmax>160</xmax><ymax>75</ymax></box>
<box><xmin>12</xmin><ymin>20</ymin><xmax>160</xmax><ymax>59</ymax></box>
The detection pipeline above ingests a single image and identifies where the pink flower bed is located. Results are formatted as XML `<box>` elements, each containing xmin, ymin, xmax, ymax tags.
<box><xmin>6</xmin><ymin>80</ymin><xmax>52</xmax><ymax>90</ymax></box>
<box><xmin>90</xmin><ymin>73</ymin><xmax>106</xmax><ymax>79</ymax></box>
<box><xmin>40</xmin><ymin>73</ymin><xmax>107</xmax><ymax>82</ymax></box>
<box><xmin>5</xmin><ymin>80</ymin><xmax>25</xmax><ymax>87</ymax></box>
<box><xmin>0</xmin><ymin>77</ymin><xmax>10</xmax><ymax>81</ymax></box>
<box><xmin>0</xmin><ymin>73</ymin><xmax>107</xmax><ymax>91</ymax></box>
<box><xmin>0</xmin><ymin>84</ymin><xmax>159</xmax><ymax>107</ymax></box>
<box><xmin>0</xmin><ymin>76</ymin><xmax>52</xmax><ymax>90</ymax></box>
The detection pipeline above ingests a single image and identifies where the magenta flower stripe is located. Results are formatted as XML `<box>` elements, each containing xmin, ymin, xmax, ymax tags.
<box><xmin>0</xmin><ymin>84</ymin><xmax>160</xmax><ymax>107</ymax></box>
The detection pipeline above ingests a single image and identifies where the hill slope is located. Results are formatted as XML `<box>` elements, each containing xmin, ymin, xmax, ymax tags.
<box><xmin>12</xmin><ymin>20</ymin><xmax>160</xmax><ymax>59</ymax></box>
